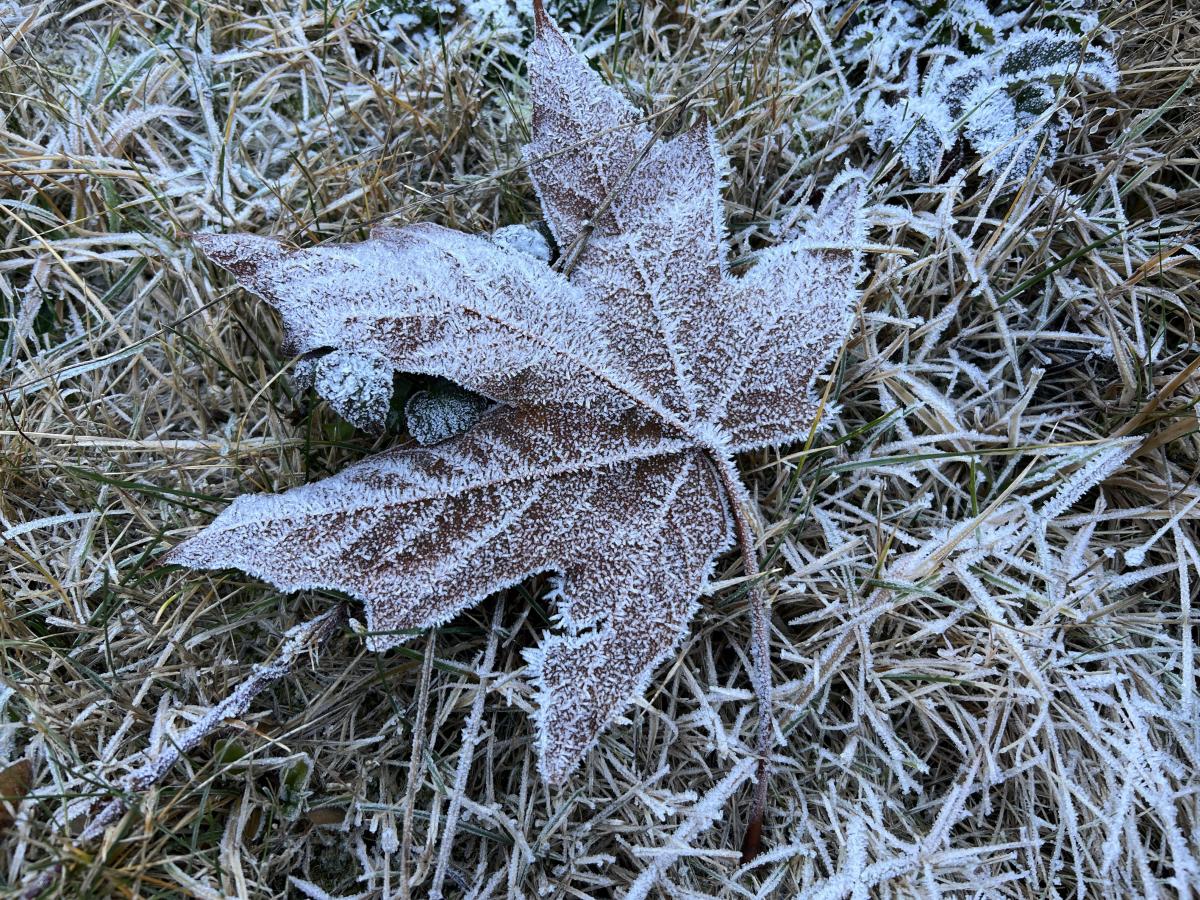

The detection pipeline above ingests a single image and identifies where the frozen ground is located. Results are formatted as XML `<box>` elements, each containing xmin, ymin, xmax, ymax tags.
<box><xmin>1</xmin><ymin>1</ymin><xmax>1197</xmax><ymax>896</ymax></box>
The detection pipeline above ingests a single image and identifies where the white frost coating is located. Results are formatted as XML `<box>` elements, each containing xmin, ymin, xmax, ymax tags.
<box><xmin>1</xmin><ymin>511</ymin><xmax>97</xmax><ymax>541</ymax></box>
<box><xmin>181</xmin><ymin>7</ymin><xmax>866</xmax><ymax>784</ymax></box>
<box><xmin>295</xmin><ymin>349</ymin><xmax>394</xmax><ymax>432</ymax></box>
<box><xmin>624</xmin><ymin>755</ymin><xmax>756</xmax><ymax>900</ymax></box>
<box><xmin>866</xmin><ymin>80</ymin><xmax>956</xmax><ymax>181</ymax></box>
<box><xmin>404</xmin><ymin>384</ymin><xmax>490</xmax><ymax>445</ymax></box>
<box><xmin>430</xmin><ymin>601</ymin><xmax>503</xmax><ymax>900</ymax></box>
<box><xmin>1037</xmin><ymin>439</ymin><xmax>1135</xmax><ymax>523</ymax></box>
<box><xmin>1124</xmin><ymin>493</ymin><xmax>1200</xmax><ymax>567</ymax></box>
<box><xmin>863</xmin><ymin>14</ymin><xmax>1118</xmax><ymax>183</ymax></box>
<box><xmin>0</xmin><ymin>681</ymin><xmax>16</xmax><ymax>763</ymax></box>
<box><xmin>77</xmin><ymin>607</ymin><xmax>343</xmax><ymax>842</ymax></box>
<box><xmin>491</xmin><ymin>223</ymin><xmax>552</xmax><ymax>262</ymax></box>
<box><xmin>288</xmin><ymin>876</ymin><xmax>366</xmax><ymax>900</ymax></box>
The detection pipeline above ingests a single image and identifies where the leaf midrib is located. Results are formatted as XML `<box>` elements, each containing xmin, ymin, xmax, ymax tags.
<box><xmin>214</xmin><ymin>432</ymin><xmax>703</xmax><ymax>524</ymax></box>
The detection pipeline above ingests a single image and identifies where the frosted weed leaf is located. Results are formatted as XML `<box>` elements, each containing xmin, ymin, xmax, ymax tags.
<box><xmin>404</xmin><ymin>383</ymin><xmax>491</xmax><ymax>445</ymax></box>
<box><xmin>177</xmin><ymin>3</ymin><xmax>867</xmax><ymax>787</ymax></box>
<box><xmin>491</xmin><ymin>222</ymin><xmax>553</xmax><ymax>262</ymax></box>
<box><xmin>294</xmin><ymin>349</ymin><xmax>394</xmax><ymax>433</ymax></box>
<box><xmin>859</xmin><ymin>5</ymin><xmax>1117</xmax><ymax>183</ymax></box>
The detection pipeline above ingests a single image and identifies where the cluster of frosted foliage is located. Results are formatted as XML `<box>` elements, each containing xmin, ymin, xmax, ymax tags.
<box><xmin>293</xmin><ymin>350</ymin><xmax>394</xmax><ymax>432</ymax></box>
<box><xmin>178</xmin><ymin>5</ymin><xmax>867</xmax><ymax>784</ymax></box>
<box><xmin>375</xmin><ymin>0</ymin><xmax>514</xmax><ymax>41</ymax></box>
<box><xmin>847</xmin><ymin>1</ymin><xmax>1117</xmax><ymax>183</ymax></box>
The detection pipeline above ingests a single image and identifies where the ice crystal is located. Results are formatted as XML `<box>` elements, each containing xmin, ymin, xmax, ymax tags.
<box><xmin>175</xmin><ymin>3</ymin><xmax>866</xmax><ymax>783</ymax></box>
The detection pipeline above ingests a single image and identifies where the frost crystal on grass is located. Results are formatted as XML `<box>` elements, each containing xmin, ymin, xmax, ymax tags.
<box><xmin>177</xmin><ymin>5</ymin><xmax>866</xmax><ymax>784</ymax></box>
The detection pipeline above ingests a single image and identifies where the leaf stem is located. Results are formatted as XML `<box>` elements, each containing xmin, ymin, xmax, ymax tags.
<box><xmin>712</xmin><ymin>455</ymin><xmax>773</xmax><ymax>862</ymax></box>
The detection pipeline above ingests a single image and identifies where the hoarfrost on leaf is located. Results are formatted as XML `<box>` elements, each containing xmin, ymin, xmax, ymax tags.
<box><xmin>491</xmin><ymin>222</ymin><xmax>553</xmax><ymax>263</ymax></box>
<box><xmin>865</xmin><ymin>87</ymin><xmax>955</xmax><ymax>181</ymax></box>
<box><xmin>176</xmin><ymin>3</ymin><xmax>866</xmax><ymax>784</ymax></box>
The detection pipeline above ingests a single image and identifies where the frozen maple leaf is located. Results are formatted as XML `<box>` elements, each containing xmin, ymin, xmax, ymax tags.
<box><xmin>172</xmin><ymin>4</ymin><xmax>866</xmax><ymax>785</ymax></box>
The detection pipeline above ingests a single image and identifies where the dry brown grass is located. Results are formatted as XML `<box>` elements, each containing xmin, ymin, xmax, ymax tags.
<box><xmin>1</xmin><ymin>1</ymin><xmax>1198</xmax><ymax>897</ymax></box>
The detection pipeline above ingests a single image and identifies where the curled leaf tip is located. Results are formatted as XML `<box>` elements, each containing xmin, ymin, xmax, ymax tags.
<box><xmin>193</xmin><ymin>232</ymin><xmax>288</xmax><ymax>274</ymax></box>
